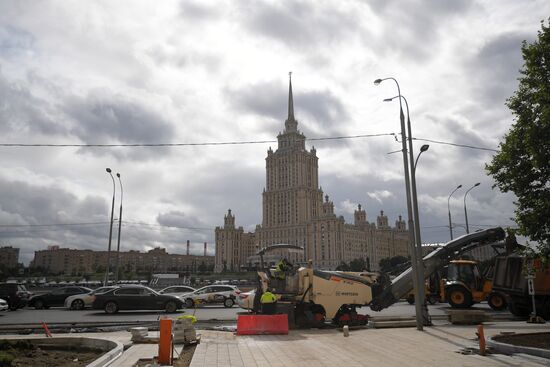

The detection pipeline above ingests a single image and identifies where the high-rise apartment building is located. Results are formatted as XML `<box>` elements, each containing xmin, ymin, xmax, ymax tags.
<box><xmin>215</xmin><ymin>76</ymin><xmax>410</xmax><ymax>272</ymax></box>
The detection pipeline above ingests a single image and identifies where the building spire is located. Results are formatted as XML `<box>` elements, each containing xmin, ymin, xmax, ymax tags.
<box><xmin>284</xmin><ymin>71</ymin><xmax>298</xmax><ymax>133</ymax></box>
<box><xmin>288</xmin><ymin>71</ymin><xmax>294</xmax><ymax>120</ymax></box>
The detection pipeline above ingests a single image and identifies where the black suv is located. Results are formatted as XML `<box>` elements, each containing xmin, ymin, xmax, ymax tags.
<box><xmin>0</xmin><ymin>283</ymin><xmax>31</xmax><ymax>310</ymax></box>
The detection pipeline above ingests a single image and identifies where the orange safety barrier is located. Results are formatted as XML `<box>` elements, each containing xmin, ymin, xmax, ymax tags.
<box><xmin>237</xmin><ymin>314</ymin><xmax>289</xmax><ymax>335</ymax></box>
<box><xmin>158</xmin><ymin>319</ymin><xmax>172</xmax><ymax>365</ymax></box>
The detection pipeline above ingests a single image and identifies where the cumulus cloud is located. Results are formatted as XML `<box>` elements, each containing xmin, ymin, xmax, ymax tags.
<box><xmin>225</xmin><ymin>79</ymin><xmax>349</xmax><ymax>136</ymax></box>
<box><xmin>367</xmin><ymin>190</ymin><xmax>395</xmax><ymax>204</ymax></box>
<box><xmin>338</xmin><ymin>199</ymin><xmax>359</xmax><ymax>215</ymax></box>
<box><xmin>157</xmin><ymin>210</ymin><xmax>204</xmax><ymax>229</ymax></box>
<box><xmin>365</xmin><ymin>0</ymin><xmax>475</xmax><ymax>61</ymax></box>
<box><xmin>238</xmin><ymin>0</ymin><xmax>362</xmax><ymax>50</ymax></box>
<box><xmin>0</xmin><ymin>0</ymin><xmax>547</xmax><ymax>265</ymax></box>
<box><xmin>66</xmin><ymin>91</ymin><xmax>175</xmax><ymax>145</ymax></box>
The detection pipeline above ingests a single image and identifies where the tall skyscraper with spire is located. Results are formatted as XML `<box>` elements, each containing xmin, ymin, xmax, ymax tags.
<box><xmin>215</xmin><ymin>75</ymin><xmax>409</xmax><ymax>272</ymax></box>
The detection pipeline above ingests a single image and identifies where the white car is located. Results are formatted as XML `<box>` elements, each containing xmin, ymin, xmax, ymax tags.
<box><xmin>182</xmin><ymin>285</ymin><xmax>240</xmax><ymax>308</ymax></box>
<box><xmin>158</xmin><ymin>285</ymin><xmax>196</xmax><ymax>298</ymax></box>
<box><xmin>236</xmin><ymin>289</ymin><xmax>255</xmax><ymax>310</ymax></box>
<box><xmin>64</xmin><ymin>286</ymin><xmax>116</xmax><ymax>310</ymax></box>
<box><xmin>0</xmin><ymin>298</ymin><xmax>8</xmax><ymax>311</ymax></box>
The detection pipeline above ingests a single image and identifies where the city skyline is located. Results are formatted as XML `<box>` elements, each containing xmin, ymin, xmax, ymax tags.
<box><xmin>1</xmin><ymin>1</ymin><xmax>548</xmax><ymax>265</ymax></box>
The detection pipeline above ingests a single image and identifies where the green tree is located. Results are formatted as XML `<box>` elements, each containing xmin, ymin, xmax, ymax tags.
<box><xmin>349</xmin><ymin>258</ymin><xmax>367</xmax><ymax>272</ymax></box>
<box><xmin>379</xmin><ymin>255</ymin><xmax>410</xmax><ymax>273</ymax></box>
<box><xmin>379</xmin><ymin>258</ymin><xmax>392</xmax><ymax>273</ymax></box>
<box><xmin>389</xmin><ymin>255</ymin><xmax>408</xmax><ymax>267</ymax></box>
<box><xmin>336</xmin><ymin>262</ymin><xmax>350</xmax><ymax>271</ymax></box>
<box><xmin>486</xmin><ymin>19</ymin><xmax>550</xmax><ymax>255</ymax></box>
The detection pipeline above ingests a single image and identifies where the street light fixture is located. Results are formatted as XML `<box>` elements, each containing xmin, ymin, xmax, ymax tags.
<box><xmin>414</xmin><ymin>145</ymin><xmax>430</xmax><ymax>170</ymax></box>
<box><xmin>383</xmin><ymin>93</ymin><xmax>430</xmax><ymax>327</ymax></box>
<box><xmin>464</xmin><ymin>183</ymin><xmax>480</xmax><ymax>234</ymax></box>
<box><xmin>375</xmin><ymin>78</ymin><xmax>424</xmax><ymax>330</ymax></box>
<box><xmin>104</xmin><ymin>168</ymin><xmax>116</xmax><ymax>286</ymax></box>
<box><xmin>447</xmin><ymin>185</ymin><xmax>462</xmax><ymax>240</ymax></box>
<box><xmin>114</xmin><ymin>173</ymin><xmax>123</xmax><ymax>284</ymax></box>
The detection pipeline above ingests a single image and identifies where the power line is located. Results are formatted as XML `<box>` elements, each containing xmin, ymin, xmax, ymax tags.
<box><xmin>421</xmin><ymin>223</ymin><xmax>517</xmax><ymax>229</ymax></box>
<box><xmin>122</xmin><ymin>220</ymin><xmax>213</xmax><ymax>231</ymax></box>
<box><xmin>0</xmin><ymin>220</ymin><xmax>214</xmax><ymax>232</ymax></box>
<box><xmin>0</xmin><ymin>221</ymin><xmax>110</xmax><ymax>228</ymax></box>
<box><xmin>0</xmin><ymin>133</ymin><xmax>498</xmax><ymax>152</ymax></box>
<box><xmin>0</xmin><ymin>133</ymin><xmax>391</xmax><ymax>147</ymax></box>
<box><xmin>0</xmin><ymin>219</ymin><xmax>513</xmax><ymax>232</ymax></box>
<box><xmin>412</xmin><ymin>137</ymin><xmax>498</xmax><ymax>152</ymax></box>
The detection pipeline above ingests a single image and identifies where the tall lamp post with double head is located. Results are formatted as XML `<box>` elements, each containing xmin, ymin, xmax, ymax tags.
<box><xmin>447</xmin><ymin>185</ymin><xmax>462</xmax><ymax>240</ymax></box>
<box><xmin>384</xmin><ymin>94</ymin><xmax>431</xmax><ymax>326</ymax></box>
<box><xmin>464</xmin><ymin>183</ymin><xmax>480</xmax><ymax>234</ymax></box>
<box><xmin>114</xmin><ymin>173</ymin><xmax>123</xmax><ymax>284</ymax></box>
<box><xmin>104</xmin><ymin>168</ymin><xmax>116</xmax><ymax>286</ymax></box>
<box><xmin>375</xmin><ymin>77</ymin><xmax>423</xmax><ymax>330</ymax></box>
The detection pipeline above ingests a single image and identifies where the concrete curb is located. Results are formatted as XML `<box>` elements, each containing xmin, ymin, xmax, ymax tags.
<box><xmin>487</xmin><ymin>336</ymin><xmax>550</xmax><ymax>360</ymax></box>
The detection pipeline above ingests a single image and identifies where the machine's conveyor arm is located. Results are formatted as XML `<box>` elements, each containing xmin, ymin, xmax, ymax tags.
<box><xmin>369</xmin><ymin>227</ymin><xmax>506</xmax><ymax>311</ymax></box>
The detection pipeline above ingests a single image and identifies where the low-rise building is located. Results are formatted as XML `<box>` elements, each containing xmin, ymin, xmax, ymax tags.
<box><xmin>30</xmin><ymin>245</ymin><xmax>214</xmax><ymax>275</ymax></box>
<box><xmin>0</xmin><ymin>246</ymin><xmax>19</xmax><ymax>270</ymax></box>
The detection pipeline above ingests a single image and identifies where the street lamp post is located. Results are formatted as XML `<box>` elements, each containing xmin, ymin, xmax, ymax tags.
<box><xmin>385</xmin><ymin>94</ymin><xmax>430</xmax><ymax>326</ymax></box>
<box><xmin>104</xmin><ymin>168</ymin><xmax>116</xmax><ymax>286</ymax></box>
<box><xmin>114</xmin><ymin>173</ymin><xmax>123</xmax><ymax>284</ymax></box>
<box><xmin>464</xmin><ymin>183</ymin><xmax>480</xmax><ymax>234</ymax></box>
<box><xmin>447</xmin><ymin>185</ymin><xmax>462</xmax><ymax>240</ymax></box>
<box><xmin>412</xmin><ymin>144</ymin><xmax>430</xmax><ymax>325</ymax></box>
<box><xmin>375</xmin><ymin>77</ymin><xmax>423</xmax><ymax>330</ymax></box>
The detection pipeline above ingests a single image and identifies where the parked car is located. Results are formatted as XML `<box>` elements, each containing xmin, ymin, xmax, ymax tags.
<box><xmin>158</xmin><ymin>285</ymin><xmax>196</xmax><ymax>297</ymax></box>
<box><xmin>92</xmin><ymin>285</ymin><xmax>185</xmax><ymax>314</ymax></box>
<box><xmin>236</xmin><ymin>289</ymin><xmax>255</xmax><ymax>310</ymax></box>
<box><xmin>29</xmin><ymin>286</ymin><xmax>92</xmax><ymax>309</ymax></box>
<box><xmin>182</xmin><ymin>285</ymin><xmax>240</xmax><ymax>308</ymax></box>
<box><xmin>64</xmin><ymin>286</ymin><xmax>116</xmax><ymax>310</ymax></box>
<box><xmin>0</xmin><ymin>283</ymin><xmax>32</xmax><ymax>310</ymax></box>
<box><xmin>0</xmin><ymin>298</ymin><xmax>8</xmax><ymax>311</ymax></box>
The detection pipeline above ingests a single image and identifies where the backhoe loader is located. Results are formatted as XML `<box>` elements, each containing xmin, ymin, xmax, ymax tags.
<box><xmin>252</xmin><ymin>227</ymin><xmax>506</xmax><ymax>327</ymax></box>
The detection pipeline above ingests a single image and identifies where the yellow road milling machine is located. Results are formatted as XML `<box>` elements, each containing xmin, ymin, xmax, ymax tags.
<box><xmin>252</xmin><ymin>227</ymin><xmax>506</xmax><ymax>327</ymax></box>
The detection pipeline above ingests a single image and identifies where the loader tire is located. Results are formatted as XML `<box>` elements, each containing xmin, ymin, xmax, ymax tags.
<box><xmin>508</xmin><ymin>300</ymin><xmax>530</xmax><ymax>317</ymax></box>
<box><xmin>541</xmin><ymin>299</ymin><xmax>550</xmax><ymax>321</ymax></box>
<box><xmin>488</xmin><ymin>292</ymin><xmax>507</xmax><ymax>311</ymax></box>
<box><xmin>447</xmin><ymin>286</ymin><xmax>472</xmax><ymax>308</ymax></box>
<box><xmin>406</xmin><ymin>294</ymin><xmax>415</xmax><ymax>304</ymax></box>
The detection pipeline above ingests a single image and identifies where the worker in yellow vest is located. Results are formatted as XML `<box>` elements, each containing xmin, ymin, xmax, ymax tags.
<box><xmin>260</xmin><ymin>289</ymin><xmax>277</xmax><ymax>315</ymax></box>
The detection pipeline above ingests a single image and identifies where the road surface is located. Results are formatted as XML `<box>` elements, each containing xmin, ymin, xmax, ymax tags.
<box><xmin>0</xmin><ymin>301</ymin><xmax>510</xmax><ymax>326</ymax></box>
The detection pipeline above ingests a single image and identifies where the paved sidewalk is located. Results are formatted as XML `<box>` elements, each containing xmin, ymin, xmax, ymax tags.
<box><xmin>190</xmin><ymin>321</ymin><xmax>550</xmax><ymax>367</ymax></box>
<box><xmin>1</xmin><ymin>321</ymin><xmax>548</xmax><ymax>366</ymax></box>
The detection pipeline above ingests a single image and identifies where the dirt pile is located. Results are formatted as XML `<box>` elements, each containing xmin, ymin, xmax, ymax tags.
<box><xmin>0</xmin><ymin>339</ymin><xmax>102</xmax><ymax>367</ymax></box>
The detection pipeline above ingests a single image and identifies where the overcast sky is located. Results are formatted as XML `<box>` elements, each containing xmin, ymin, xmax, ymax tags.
<box><xmin>1</xmin><ymin>1</ymin><xmax>548</xmax><ymax>265</ymax></box>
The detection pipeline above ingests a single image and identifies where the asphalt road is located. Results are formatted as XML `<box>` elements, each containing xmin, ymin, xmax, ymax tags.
<box><xmin>0</xmin><ymin>301</ymin><xmax>510</xmax><ymax>326</ymax></box>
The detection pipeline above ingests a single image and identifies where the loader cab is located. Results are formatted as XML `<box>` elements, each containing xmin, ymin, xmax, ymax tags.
<box><xmin>446</xmin><ymin>260</ymin><xmax>483</xmax><ymax>291</ymax></box>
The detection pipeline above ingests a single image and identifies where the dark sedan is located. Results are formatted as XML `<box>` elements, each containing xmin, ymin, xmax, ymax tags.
<box><xmin>29</xmin><ymin>286</ymin><xmax>92</xmax><ymax>309</ymax></box>
<box><xmin>91</xmin><ymin>285</ymin><xmax>184</xmax><ymax>314</ymax></box>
